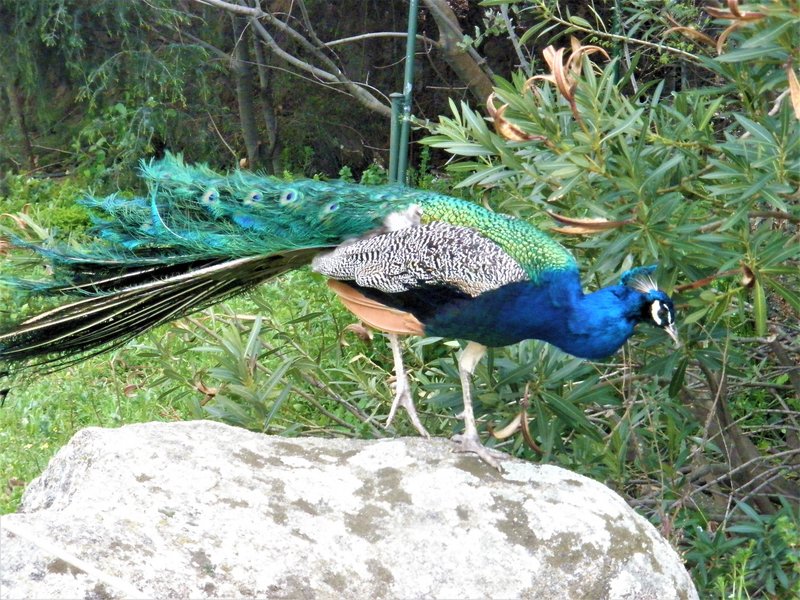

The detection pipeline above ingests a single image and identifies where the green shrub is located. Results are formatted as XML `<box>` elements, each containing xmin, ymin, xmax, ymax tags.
<box><xmin>0</xmin><ymin>175</ymin><xmax>91</xmax><ymax>233</ymax></box>
<box><xmin>421</xmin><ymin>1</ymin><xmax>799</xmax><ymax>596</ymax></box>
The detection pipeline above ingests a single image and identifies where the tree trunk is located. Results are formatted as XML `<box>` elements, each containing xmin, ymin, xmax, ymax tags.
<box><xmin>421</xmin><ymin>0</ymin><xmax>495</xmax><ymax>103</ymax></box>
<box><xmin>4</xmin><ymin>82</ymin><xmax>36</xmax><ymax>170</ymax></box>
<box><xmin>252</xmin><ymin>35</ymin><xmax>281</xmax><ymax>174</ymax></box>
<box><xmin>231</xmin><ymin>15</ymin><xmax>263</xmax><ymax>169</ymax></box>
<box><xmin>683</xmin><ymin>366</ymin><xmax>800</xmax><ymax>514</ymax></box>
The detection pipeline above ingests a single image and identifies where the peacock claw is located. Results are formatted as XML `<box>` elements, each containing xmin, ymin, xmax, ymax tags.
<box><xmin>451</xmin><ymin>431</ymin><xmax>507</xmax><ymax>471</ymax></box>
<box><xmin>386</xmin><ymin>385</ymin><xmax>430</xmax><ymax>438</ymax></box>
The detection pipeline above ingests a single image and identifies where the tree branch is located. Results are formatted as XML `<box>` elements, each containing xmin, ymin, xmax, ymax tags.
<box><xmin>499</xmin><ymin>5</ymin><xmax>531</xmax><ymax>76</ymax></box>
<box><xmin>178</xmin><ymin>29</ymin><xmax>230</xmax><ymax>61</ymax></box>
<box><xmin>325</xmin><ymin>32</ymin><xmax>439</xmax><ymax>48</ymax></box>
<box><xmin>247</xmin><ymin>18</ymin><xmax>390</xmax><ymax>117</ymax></box>
<box><xmin>421</xmin><ymin>0</ymin><xmax>495</xmax><ymax>103</ymax></box>
<box><xmin>193</xmin><ymin>0</ymin><xmax>257</xmax><ymax>17</ymax></box>
<box><xmin>188</xmin><ymin>0</ymin><xmax>391</xmax><ymax>117</ymax></box>
<box><xmin>544</xmin><ymin>12</ymin><xmax>700</xmax><ymax>62</ymax></box>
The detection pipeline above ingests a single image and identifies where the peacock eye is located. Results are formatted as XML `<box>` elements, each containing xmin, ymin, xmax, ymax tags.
<box><xmin>201</xmin><ymin>189</ymin><xmax>219</xmax><ymax>204</ymax></box>
<box><xmin>279</xmin><ymin>190</ymin><xmax>299</xmax><ymax>205</ymax></box>
<box><xmin>244</xmin><ymin>191</ymin><xmax>263</xmax><ymax>205</ymax></box>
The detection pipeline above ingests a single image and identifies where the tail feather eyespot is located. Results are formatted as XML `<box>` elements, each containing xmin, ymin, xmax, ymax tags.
<box><xmin>279</xmin><ymin>190</ymin><xmax>300</xmax><ymax>205</ymax></box>
<box><xmin>244</xmin><ymin>191</ymin><xmax>263</xmax><ymax>205</ymax></box>
<box><xmin>318</xmin><ymin>202</ymin><xmax>340</xmax><ymax>219</ymax></box>
<box><xmin>200</xmin><ymin>188</ymin><xmax>219</xmax><ymax>205</ymax></box>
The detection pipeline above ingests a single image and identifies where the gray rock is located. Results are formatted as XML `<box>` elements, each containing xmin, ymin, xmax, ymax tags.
<box><xmin>0</xmin><ymin>421</ymin><xmax>698</xmax><ymax>599</ymax></box>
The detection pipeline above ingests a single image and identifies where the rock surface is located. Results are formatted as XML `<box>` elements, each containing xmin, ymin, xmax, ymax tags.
<box><xmin>0</xmin><ymin>421</ymin><xmax>697</xmax><ymax>599</ymax></box>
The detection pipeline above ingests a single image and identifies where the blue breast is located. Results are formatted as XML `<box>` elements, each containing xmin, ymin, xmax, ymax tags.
<box><xmin>425</xmin><ymin>271</ymin><xmax>641</xmax><ymax>359</ymax></box>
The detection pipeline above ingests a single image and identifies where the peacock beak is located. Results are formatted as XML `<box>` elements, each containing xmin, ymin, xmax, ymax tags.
<box><xmin>664</xmin><ymin>323</ymin><xmax>680</xmax><ymax>348</ymax></box>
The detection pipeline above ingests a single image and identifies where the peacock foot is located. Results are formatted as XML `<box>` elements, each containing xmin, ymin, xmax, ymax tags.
<box><xmin>451</xmin><ymin>431</ymin><xmax>508</xmax><ymax>471</ymax></box>
<box><xmin>385</xmin><ymin>384</ymin><xmax>430</xmax><ymax>438</ymax></box>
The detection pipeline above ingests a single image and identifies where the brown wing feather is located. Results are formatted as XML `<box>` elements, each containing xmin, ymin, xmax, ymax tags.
<box><xmin>327</xmin><ymin>279</ymin><xmax>424</xmax><ymax>336</ymax></box>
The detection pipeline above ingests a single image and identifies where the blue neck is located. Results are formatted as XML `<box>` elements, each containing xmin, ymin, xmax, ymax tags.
<box><xmin>426</xmin><ymin>271</ymin><xmax>649</xmax><ymax>359</ymax></box>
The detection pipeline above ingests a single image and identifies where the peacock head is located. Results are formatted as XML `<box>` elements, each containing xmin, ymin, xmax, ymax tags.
<box><xmin>621</xmin><ymin>266</ymin><xmax>679</xmax><ymax>347</ymax></box>
<box><xmin>641</xmin><ymin>290</ymin><xmax>678</xmax><ymax>346</ymax></box>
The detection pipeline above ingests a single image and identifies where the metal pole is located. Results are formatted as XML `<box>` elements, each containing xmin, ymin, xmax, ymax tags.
<box><xmin>396</xmin><ymin>0</ymin><xmax>419</xmax><ymax>185</ymax></box>
<box><xmin>389</xmin><ymin>93</ymin><xmax>404</xmax><ymax>183</ymax></box>
<box><xmin>611</xmin><ymin>0</ymin><xmax>621</xmax><ymax>82</ymax></box>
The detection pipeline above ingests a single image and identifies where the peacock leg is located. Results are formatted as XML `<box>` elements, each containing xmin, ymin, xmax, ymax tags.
<box><xmin>451</xmin><ymin>342</ymin><xmax>507</xmax><ymax>470</ymax></box>
<box><xmin>385</xmin><ymin>333</ymin><xmax>430</xmax><ymax>438</ymax></box>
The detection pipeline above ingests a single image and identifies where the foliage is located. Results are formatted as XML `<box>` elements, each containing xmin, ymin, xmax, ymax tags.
<box><xmin>1</xmin><ymin>1</ymin><xmax>498</xmax><ymax>178</ymax></box>
<box><xmin>1</xmin><ymin>1</ymin><xmax>799</xmax><ymax>597</ymax></box>
<box><xmin>420</xmin><ymin>1</ymin><xmax>800</xmax><ymax>596</ymax></box>
<box><xmin>0</xmin><ymin>174</ymin><xmax>91</xmax><ymax>232</ymax></box>
<box><xmin>0</xmin><ymin>0</ymin><xmax>225</xmax><ymax>176</ymax></box>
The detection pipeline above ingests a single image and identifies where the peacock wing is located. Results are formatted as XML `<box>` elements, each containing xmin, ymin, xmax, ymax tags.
<box><xmin>418</xmin><ymin>197</ymin><xmax>578</xmax><ymax>283</ymax></box>
<box><xmin>312</xmin><ymin>222</ymin><xmax>528</xmax><ymax>297</ymax></box>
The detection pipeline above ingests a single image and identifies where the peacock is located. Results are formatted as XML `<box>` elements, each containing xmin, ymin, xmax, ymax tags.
<box><xmin>0</xmin><ymin>153</ymin><xmax>678</xmax><ymax>467</ymax></box>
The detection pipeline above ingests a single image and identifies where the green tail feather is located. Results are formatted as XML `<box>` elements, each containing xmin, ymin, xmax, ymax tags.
<box><xmin>0</xmin><ymin>153</ymin><xmax>420</xmax><ymax>368</ymax></box>
<box><xmin>0</xmin><ymin>252</ymin><xmax>315</xmax><ymax>371</ymax></box>
<box><xmin>0</xmin><ymin>152</ymin><xmax>575</xmax><ymax>369</ymax></box>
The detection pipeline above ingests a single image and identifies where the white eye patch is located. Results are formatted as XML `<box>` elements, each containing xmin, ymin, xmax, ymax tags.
<box><xmin>651</xmin><ymin>300</ymin><xmax>664</xmax><ymax>326</ymax></box>
<box><xmin>650</xmin><ymin>300</ymin><xmax>674</xmax><ymax>326</ymax></box>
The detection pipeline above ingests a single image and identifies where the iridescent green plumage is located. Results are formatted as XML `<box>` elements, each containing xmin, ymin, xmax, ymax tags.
<box><xmin>85</xmin><ymin>154</ymin><xmax>576</xmax><ymax>276</ymax></box>
<box><xmin>0</xmin><ymin>153</ymin><xmax>576</xmax><ymax>368</ymax></box>
<box><xmin>0</xmin><ymin>153</ymin><xmax>678</xmax><ymax>468</ymax></box>
<box><xmin>420</xmin><ymin>197</ymin><xmax>576</xmax><ymax>281</ymax></box>
<box><xmin>144</xmin><ymin>154</ymin><xmax>574</xmax><ymax>276</ymax></box>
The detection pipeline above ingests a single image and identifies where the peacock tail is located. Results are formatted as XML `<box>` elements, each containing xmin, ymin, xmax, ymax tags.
<box><xmin>0</xmin><ymin>153</ymin><xmax>578</xmax><ymax>369</ymax></box>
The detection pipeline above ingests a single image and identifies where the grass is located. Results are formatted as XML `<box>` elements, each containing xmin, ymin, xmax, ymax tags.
<box><xmin>0</xmin><ymin>343</ymin><xmax>196</xmax><ymax>513</ymax></box>
<box><xmin>0</xmin><ymin>268</ymin><xmax>453</xmax><ymax>514</ymax></box>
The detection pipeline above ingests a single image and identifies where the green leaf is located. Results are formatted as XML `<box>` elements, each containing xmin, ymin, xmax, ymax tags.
<box><xmin>733</xmin><ymin>114</ymin><xmax>774</xmax><ymax>145</ymax></box>
<box><xmin>715</xmin><ymin>46</ymin><xmax>787</xmax><ymax>63</ymax></box>
<box><xmin>753</xmin><ymin>279</ymin><xmax>767</xmax><ymax>336</ymax></box>
<box><xmin>541</xmin><ymin>391</ymin><xmax>601</xmax><ymax>441</ymax></box>
<box><xmin>568</xmin><ymin>15</ymin><xmax>592</xmax><ymax>28</ymax></box>
<box><xmin>668</xmin><ymin>357</ymin><xmax>688</xmax><ymax>397</ymax></box>
<box><xmin>244</xmin><ymin>316</ymin><xmax>263</xmax><ymax>359</ymax></box>
<box><xmin>600</xmin><ymin>108</ymin><xmax>644</xmax><ymax>144</ymax></box>
<box><xmin>683</xmin><ymin>308</ymin><xmax>708</xmax><ymax>325</ymax></box>
<box><xmin>457</xmin><ymin>165</ymin><xmax>512</xmax><ymax>188</ymax></box>
<box><xmin>639</xmin><ymin>154</ymin><xmax>683</xmax><ymax>193</ymax></box>
<box><xmin>763</xmin><ymin>275</ymin><xmax>800</xmax><ymax>313</ymax></box>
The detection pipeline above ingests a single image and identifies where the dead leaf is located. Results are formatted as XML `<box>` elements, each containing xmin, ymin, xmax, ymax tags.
<box><xmin>716</xmin><ymin>21</ymin><xmax>747</xmax><ymax>54</ymax></box>
<box><xmin>664</xmin><ymin>26</ymin><xmax>717</xmax><ymax>47</ymax></box>
<box><xmin>704</xmin><ymin>0</ymin><xmax>765</xmax><ymax>53</ymax></box>
<box><xmin>741</xmin><ymin>263</ymin><xmax>755</xmax><ymax>288</ymax></box>
<box><xmin>674</xmin><ymin>267</ymin><xmax>741</xmax><ymax>292</ymax></box>
<box><xmin>489</xmin><ymin>413</ymin><xmax>522</xmax><ymax>440</ymax></box>
<box><xmin>5</xmin><ymin>477</ymin><xmax>25</xmax><ymax>494</ymax></box>
<box><xmin>524</xmin><ymin>37</ymin><xmax>609</xmax><ymax>122</ymax></box>
<box><xmin>547</xmin><ymin>211</ymin><xmax>634</xmax><ymax>234</ymax></box>
<box><xmin>566</xmin><ymin>37</ymin><xmax>610</xmax><ymax>74</ymax></box>
<box><xmin>1</xmin><ymin>213</ymin><xmax>28</xmax><ymax>229</ymax></box>
<box><xmin>193</xmin><ymin>377</ymin><xmax>218</xmax><ymax>406</ymax></box>
<box><xmin>518</xmin><ymin>395</ymin><xmax>543</xmax><ymax>455</ymax></box>
<box><xmin>486</xmin><ymin>94</ymin><xmax>547</xmax><ymax>142</ymax></box>
<box><xmin>344</xmin><ymin>322</ymin><xmax>374</xmax><ymax>342</ymax></box>
<box><xmin>705</xmin><ymin>0</ymin><xmax>765</xmax><ymax>21</ymax></box>
<box><xmin>786</xmin><ymin>62</ymin><xmax>800</xmax><ymax>120</ymax></box>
